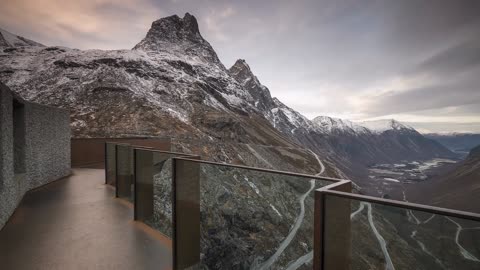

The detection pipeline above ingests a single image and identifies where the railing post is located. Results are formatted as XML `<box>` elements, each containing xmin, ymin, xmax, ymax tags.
<box><xmin>134</xmin><ymin>149</ymin><xmax>154</xmax><ymax>221</ymax></box>
<box><xmin>314</xmin><ymin>189</ymin><xmax>326</xmax><ymax>270</ymax></box>
<box><xmin>172</xmin><ymin>158</ymin><xmax>201</xmax><ymax>270</ymax></box>
<box><xmin>105</xmin><ymin>142</ymin><xmax>117</xmax><ymax>186</ymax></box>
<box><xmin>104</xmin><ymin>142</ymin><xmax>108</xmax><ymax>184</ymax></box>
<box><xmin>116</xmin><ymin>144</ymin><xmax>133</xmax><ymax>198</ymax></box>
<box><xmin>314</xmin><ymin>181</ymin><xmax>352</xmax><ymax>270</ymax></box>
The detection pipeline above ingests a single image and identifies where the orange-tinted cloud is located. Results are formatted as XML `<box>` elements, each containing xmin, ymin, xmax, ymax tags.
<box><xmin>0</xmin><ymin>0</ymin><xmax>163</xmax><ymax>49</ymax></box>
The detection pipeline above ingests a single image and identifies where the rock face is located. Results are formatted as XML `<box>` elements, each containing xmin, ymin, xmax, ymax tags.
<box><xmin>133</xmin><ymin>13</ymin><xmax>221</xmax><ymax>64</ymax></box>
<box><xmin>228</xmin><ymin>59</ymin><xmax>275</xmax><ymax>112</ymax></box>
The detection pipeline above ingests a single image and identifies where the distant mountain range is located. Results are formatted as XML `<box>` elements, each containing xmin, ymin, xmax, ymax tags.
<box><xmin>424</xmin><ymin>133</ymin><xmax>480</xmax><ymax>156</ymax></box>
<box><xmin>0</xmin><ymin>14</ymin><xmax>456</xmax><ymax>191</ymax></box>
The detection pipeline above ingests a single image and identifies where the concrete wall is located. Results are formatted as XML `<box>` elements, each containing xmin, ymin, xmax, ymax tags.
<box><xmin>0</xmin><ymin>83</ymin><xmax>71</xmax><ymax>229</ymax></box>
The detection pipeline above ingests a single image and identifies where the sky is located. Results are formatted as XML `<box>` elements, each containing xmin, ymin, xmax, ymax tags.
<box><xmin>1</xmin><ymin>0</ymin><xmax>480</xmax><ymax>133</ymax></box>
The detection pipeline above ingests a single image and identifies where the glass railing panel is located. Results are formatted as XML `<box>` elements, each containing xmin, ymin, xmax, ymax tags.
<box><xmin>323</xmin><ymin>194</ymin><xmax>480</xmax><ymax>270</ymax></box>
<box><xmin>150</xmin><ymin>157</ymin><xmax>175</xmax><ymax>236</ymax></box>
<box><xmin>116</xmin><ymin>143</ymin><xmax>133</xmax><ymax>201</ymax></box>
<box><xmin>173</xmin><ymin>159</ymin><xmax>334</xmax><ymax>270</ymax></box>
<box><xmin>134</xmin><ymin>150</ymin><xmax>198</xmax><ymax>239</ymax></box>
<box><xmin>105</xmin><ymin>142</ymin><xmax>116</xmax><ymax>186</ymax></box>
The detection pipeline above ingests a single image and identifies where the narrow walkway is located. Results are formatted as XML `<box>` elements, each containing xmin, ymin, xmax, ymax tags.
<box><xmin>0</xmin><ymin>168</ymin><xmax>172</xmax><ymax>270</ymax></box>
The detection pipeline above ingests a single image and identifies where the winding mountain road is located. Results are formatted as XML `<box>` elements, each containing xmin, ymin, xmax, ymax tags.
<box><xmin>349</xmin><ymin>202</ymin><xmax>397</xmax><ymax>270</ymax></box>
<box><xmin>350</xmin><ymin>202</ymin><xmax>366</xmax><ymax>219</ymax></box>
<box><xmin>287</xmin><ymin>201</ymin><xmax>369</xmax><ymax>270</ymax></box>
<box><xmin>404</xmin><ymin>189</ymin><xmax>479</xmax><ymax>265</ymax></box>
<box><xmin>410</xmin><ymin>230</ymin><xmax>445</xmax><ymax>268</ymax></box>
<box><xmin>285</xmin><ymin>251</ymin><xmax>313</xmax><ymax>270</ymax></box>
<box><xmin>445</xmin><ymin>217</ymin><xmax>480</xmax><ymax>262</ymax></box>
<box><xmin>256</xmin><ymin>180</ymin><xmax>316</xmax><ymax>270</ymax></box>
<box><xmin>366</xmin><ymin>202</ymin><xmax>395</xmax><ymax>270</ymax></box>
<box><xmin>247</xmin><ymin>144</ymin><xmax>274</xmax><ymax>169</ymax></box>
<box><xmin>286</xmin><ymin>152</ymin><xmax>397</xmax><ymax>270</ymax></box>
<box><xmin>256</xmin><ymin>150</ymin><xmax>325</xmax><ymax>270</ymax></box>
<box><xmin>308</xmin><ymin>149</ymin><xmax>325</xmax><ymax>176</ymax></box>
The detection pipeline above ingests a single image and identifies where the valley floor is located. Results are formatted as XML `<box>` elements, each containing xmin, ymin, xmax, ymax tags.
<box><xmin>366</xmin><ymin>157</ymin><xmax>459</xmax><ymax>199</ymax></box>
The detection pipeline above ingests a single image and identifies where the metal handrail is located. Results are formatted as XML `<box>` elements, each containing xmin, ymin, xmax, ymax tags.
<box><xmin>322</xmin><ymin>189</ymin><xmax>480</xmax><ymax>221</ymax></box>
<box><xmin>313</xmin><ymin>174</ymin><xmax>480</xmax><ymax>221</ymax></box>
<box><xmin>172</xmin><ymin>157</ymin><xmax>342</xmax><ymax>183</ymax></box>
<box><xmin>133</xmin><ymin>148</ymin><xmax>197</xmax><ymax>157</ymax></box>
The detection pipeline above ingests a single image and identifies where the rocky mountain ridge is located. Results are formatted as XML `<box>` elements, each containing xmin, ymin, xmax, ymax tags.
<box><xmin>133</xmin><ymin>13</ymin><xmax>222</xmax><ymax>65</ymax></box>
<box><xmin>0</xmin><ymin>12</ymin><xmax>455</xmax><ymax>189</ymax></box>
<box><xmin>358</xmin><ymin>119</ymin><xmax>415</xmax><ymax>133</ymax></box>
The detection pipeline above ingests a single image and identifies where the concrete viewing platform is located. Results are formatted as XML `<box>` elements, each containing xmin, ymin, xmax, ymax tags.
<box><xmin>0</xmin><ymin>168</ymin><xmax>172</xmax><ymax>270</ymax></box>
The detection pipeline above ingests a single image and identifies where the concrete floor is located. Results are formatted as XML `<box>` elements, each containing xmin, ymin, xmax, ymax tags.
<box><xmin>0</xmin><ymin>168</ymin><xmax>172</xmax><ymax>270</ymax></box>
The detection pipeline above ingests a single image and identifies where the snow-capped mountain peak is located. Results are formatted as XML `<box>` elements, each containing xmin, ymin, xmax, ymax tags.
<box><xmin>0</xmin><ymin>28</ymin><xmax>44</xmax><ymax>47</ymax></box>
<box><xmin>358</xmin><ymin>119</ymin><xmax>415</xmax><ymax>133</ymax></box>
<box><xmin>229</xmin><ymin>59</ymin><xmax>267</xmax><ymax>92</ymax></box>
<box><xmin>313</xmin><ymin>116</ymin><xmax>368</xmax><ymax>133</ymax></box>
<box><xmin>229</xmin><ymin>59</ymin><xmax>253</xmax><ymax>80</ymax></box>
<box><xmin>228</xmin><ymin>59</ymin><xmax>274</xmax><ymax>110</ymax></box>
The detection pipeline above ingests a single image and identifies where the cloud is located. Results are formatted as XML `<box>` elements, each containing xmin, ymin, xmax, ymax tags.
<box><xmin>0</xmin><ymin>0</ymin><xmax>163</xmax><ymax>49</ymax></box>
<box><xmin>405</xmin><ymin>121</ymin><xmax>480</xmax><ymax>134</ymax></box>
<box><xmin>202</xmin><ymin>6</ymin><xmax>236</xmax><ymax>42</ymax></box>
<box><xmin>355</xmin><ymin>34</ymin><xmax>480</xmax><ymax>119</ymax></box>
<box><xmin>408</xmin><ymin>36</ymin><xmax>480</xmax><ymax>78</ymax></box>
<box><xmin>358</xmin><ymin>79</ymin><xmax>480</xmax><ymax>116</ymax></box>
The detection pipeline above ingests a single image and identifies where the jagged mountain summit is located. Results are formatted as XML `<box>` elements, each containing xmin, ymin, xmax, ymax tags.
<box><xmin>0</xmin><ymin>14</ymin><xmax>264</xmax><ymax>140</ymax></box>
<box><xmin>313</xmin><ymin>116</ymin><xmax>369</xmax><ymax>134</ymax></box>
<box><xmin>359</xmin><ymin>119</ymin><xmax>416</xmax><ymax>133</ymax></box>
<box><xmin>133</xmin><ymin>13</ymin><xmax>221</xmax><ymax>64</ymax></box>
<box><xmin>135</xmin><ymin>13</ymin><xmax>203</xmax><ymax>47</ymax></box>
<box><xmin>228</xmin><ymin>59</ymin><xmax>275</xmax><ymax>111</ymax></box>
<box><xmin>0</xmin><ymin>27</ymin><xmax>44</xmax><ymax>48</ymax></box>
